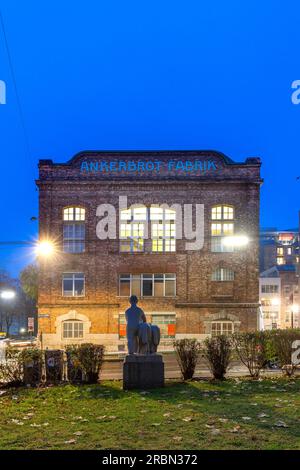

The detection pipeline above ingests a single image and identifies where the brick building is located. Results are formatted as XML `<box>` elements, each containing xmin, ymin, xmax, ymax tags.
<box><xmin>37</xmin><ymin>150</ymin><xmax>262</xmax><ymax>351</ymax></box>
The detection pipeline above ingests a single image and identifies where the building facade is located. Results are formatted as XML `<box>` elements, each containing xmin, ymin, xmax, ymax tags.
<box><xmin>260</xmin><ymin>227</ymin><xmax>300</xmax><ymax>272</ymax></box>
<box><xmin>37</xmin><ymin>150</ymin><xmax>262</xmax><ymax>352</ymax></box>
<box><xmin>260</xmin><ymin>265</ymin><xmax>300</xmax><ymax>330</ymax></box>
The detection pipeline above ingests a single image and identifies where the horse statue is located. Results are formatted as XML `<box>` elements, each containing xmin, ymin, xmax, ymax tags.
<box><xmin>137</xmin><ymin>323</ymin><xmax>161</xmax><ymax>354</ymax></box>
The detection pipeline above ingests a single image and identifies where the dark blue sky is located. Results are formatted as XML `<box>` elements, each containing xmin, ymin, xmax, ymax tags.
<box><xmin>0</xmin><ymin>0</ymin><xmax>299</xmax><ymax>277</ymax></box>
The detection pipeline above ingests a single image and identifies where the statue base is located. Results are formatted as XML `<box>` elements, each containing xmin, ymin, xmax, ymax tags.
<box><xmin>123</xmin><ymin>354</ymin><xmax>164</xmax><ymax>390</ymax></box>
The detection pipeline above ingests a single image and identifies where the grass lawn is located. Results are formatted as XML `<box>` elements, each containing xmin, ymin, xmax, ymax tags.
<box><xmin>1</xmin><ymin>377</ymin><xmax>300</xmax><ymax>450</ymax></box>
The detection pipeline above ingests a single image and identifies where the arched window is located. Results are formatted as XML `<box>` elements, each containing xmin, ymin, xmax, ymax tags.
<box><xmin>62</xmin><ymin>320</ymin><xmax>83</xmax><ymax>339</ymax></box>
<box><xmin>63</xmin><ymin>206</ymin><xmax>86</xmax><ymax>253</ymax></box>
<box><xmin>211</xmin><ymin>321</ymin><xmax>233</xmax><ymax>337</ymax></box>
<box><xmin>212</xmin><ymin>267</ymin><xmax>235</xmax><ymax>281</ymax></box>
<box><xmin>211</xmin><ymin>205</ymin><xmax>234</xmax><ymax>252</ymax></box>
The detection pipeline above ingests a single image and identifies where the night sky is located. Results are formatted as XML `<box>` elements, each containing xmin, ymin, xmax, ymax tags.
<box><xmin>0</xmin><ymin>0</ymin><xmax>299</xmax><ymax>277</ymax></box>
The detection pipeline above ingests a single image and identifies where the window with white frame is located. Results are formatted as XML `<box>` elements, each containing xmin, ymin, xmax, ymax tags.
<box><xmin>119</xmin><ymin>273</ymin><xmax>176</xmax><ymax>297</ymax></box>
<box><xmin>62</xmin><ymin>273</ymin><xmax>85</xmax><ymax>297</ymax></box>
<box><xmin>211</xmin><ymin>321</ymin><xmax>233</xmax><ymax>337</ymax></box>
<box><xmin>150</xmin><ymin>207</ymin><xmax>176</xmax><ymax>252</ymax></box>
<box><xmin>211</xmin><ymin>205</ymin><xmax>234</xmax><ymax>252</ymax></box>
<box><xmin>63</xmin><ymin>207</ymin><xmax>86</xmax><ymax>253</ymax></box>
<box><xmin>120</xmin><ymin>206</ymin><xmax>146</xmax><ymax>252</ymax></box>
<box><xmin>261</xmin><ymin>284</ymin><xmax>279</xmax><ymax>294</ymax></box>
<box><xmin>62</xmin><ymin>320</ymin><xmax>83</xmax><ymax>339</ymax></box>
<box><xmin>212</xmin><ymin>267</ymin><xmax>235</xmax><ymax>281</ymax></box>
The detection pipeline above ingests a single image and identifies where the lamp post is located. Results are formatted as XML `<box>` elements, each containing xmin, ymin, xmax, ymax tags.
<box><xmin>291</xmin><ymin>304</ymin><xmax>299</xmax><ymax>329</ymax></box>
<box><xmin>0</xmin><ymin>290</ymin><xmax>16</xmax><ymax>338</ymax></box>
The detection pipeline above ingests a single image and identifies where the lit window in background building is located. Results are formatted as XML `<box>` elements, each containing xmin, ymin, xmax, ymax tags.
<box><xmin>277</xmin><ymin>257</ymin><xmax>285</xmax><ymax>265</ymax></box>
<box><xmin>277</xmin><ymin>247</ymin><xmax>284</xmax><ymax>256</ymax></box>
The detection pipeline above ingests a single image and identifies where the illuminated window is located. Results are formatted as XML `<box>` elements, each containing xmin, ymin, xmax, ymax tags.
<box><xmin>63</xmin><ymin>207</ymin><xmax>85</xmax><ymax>221</ymax></box>
<box><xmin>120</xmin><ymin>207</ymin><xmax>146</xmax><ymax>252</ymax></box>
<box><xmin>62</xmin><ymin>273</ymin><xmax>85</xmax><ymax>297</ymax></box>
<box><xmin>211</xmin><ymin>321</ymin><xmax>233</xmax><ymax>337</ymax></box>
<box><xmin>62</xmin><ymin>321</ymin><xmax>83</xmax><ymax>339</ymax></box>
<box><xmin>277</xmin><ymin>247</ymin><xmax>284</xmax><ymax>256</ymax></box>
<box><xmin>212</xmin><ymin>205</ymin><xmax>234</xmax><ymax>221</ymax></box>
<box><xmin>151</xmin><ymin>314</ymin><xmax>176</xmax><ymax>338</ymax></box>
<box><xmin>277</xmin><ymin>257</ymin><xmax>285</xmax><ymax>265</ymax></box>
<box><xmin>119</xmin><ymin>273</ymin><xmax>176</xmax><ymax>297</ymax></box>
<box><xmin>150</xmin><ymin>207</ymin><xmax>176</xmax><ymax>252</ymax></box>
<box><xmin>63</xmin><ymin>207</ymin><xmax>85</xmax><ymax>253</ymax></box>
<box><xmin>211</xmin><ymin>205</ymin><xmax>234</xmax><ymax>252</ymax></box>
<box><xmin>212</xmin><ymin>267</ymin><xmax>235</xmax><ymax>281</ymax></box>
<box><xmin>119</xmin><ymin>313</ymin><xmax>176</xmax><ymax>339</ymax></box>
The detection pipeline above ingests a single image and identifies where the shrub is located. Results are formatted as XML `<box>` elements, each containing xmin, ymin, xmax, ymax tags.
<box><xmin>270</xmin><ymin>329</ymin><xmax>300</xmax><ymax>376</ymax></box>
<box><xmin>0</xmin><ymin>347</ymin><xmax>23</xmax><ymax>387</ymax></box>
<box><xmin>45</xmin><ymin>350</ymin><xmax>64</xmax><ymax>384</ymax></box>
<box><xmin>232</xmin><ymin>331</ymin><xmax>268</xmax><ymax>379</ymax></box>
<box><xmin>173</xmin><ymin>338</ymin><xmax>200</xmax><ymax>380</ymax></box>
<box><xmin>66</xmin><ymin>343</ymin><xmax>105</xmax><ymax>384</ymax></box>
<box><xmin>66</xmin><ymin>345</ymin><xmax>83</xmax><ymax>383</ymax></box>
<box><xmin>203</xmin><ymin>335</ymin><xmax>232</xmax><ymax>380</ymax></box>
<box><xmin>20</xmin><ymin>348</ymin><xmax>43</xmax><ymax>386</ymax></box>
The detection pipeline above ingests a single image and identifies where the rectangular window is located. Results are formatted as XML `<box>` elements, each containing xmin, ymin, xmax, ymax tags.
<box><xmin>119</xmin><ymin>274</ymin><xmax>176</xmax><ymax>297</ymax></box>
<box><xmin>120</xmin><ymin>207</ymin><xmax>146</xmax><ymax>253</ymax></box>
<box><xmin>142</xmin><ymin>274</ymin><xmax>153</xmax><ymax>297</ymax></box>
<box><xmin>261</xmin><ymin>285</ymin><xmax>279</xmax><ymax>294</ymax></box>
<box><xmin>212</xmin><ymin>268</ymin><xmax>234</xmax><ymax>281</ymax></box>
<box><xmin>63</xmin><ymin>223</ymin><xmax>85</xmax><ymax>253</ymax></box>
<box><xmin>151</xmin><ymin>207</ymin><xmax>176</xmax><ymax>253</ymax></box>
<box><xmin>119</xmin><ymin>313</ymin><xmax>176</xmax><ymax>339</ymax></box>
<box><xmin>62</xmin><ymin>321</ymin><xmax>83</xmax><ymax>339</ymax></box>
<box><xmin>277</xmin><ymin>257</ymin><xmax>285</xmax><ymax>265</ymax></box>
<box><xmin>151</xmin><ymin>314</ymin><xmax>176</xmax><ymax>338</ymax></box>
<box><xmin>211</xmin><ymin>321</ymin><xmax>233</xmax><ymax>337</ymax></box>
<box><xmin>277</xmin><ymin>247</ymin><xmax>284</xmax><ymax>256</ymax></box>
<box><xmin>62</xmin><ymin>273</ymin><xmax>85</xmax><ymax>297</ymax></box>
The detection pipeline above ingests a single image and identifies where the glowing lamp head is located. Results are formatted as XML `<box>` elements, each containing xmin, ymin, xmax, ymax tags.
<box><xmin>222</xmin><ymin>235</ymin><xmax>249</xmax><ymax>248</ymax></box>
<box><xmin>271</xmin><ymin>298</ymin><xmax>281</xmax><ymax>307</ymax></box>
<box><xmin>292</xmin><ymin>304</ymin><xmax>300</xmax><ymax>314</ymax></box>
<box><xmin>36</xmin><ymin>240</ymin><xmax>55</xmax><ymax>257</ymax></box>
<box><xmin>0</xmin><ymin>290</ymin><xmax>16</xmax><ymax>300</ymax></box>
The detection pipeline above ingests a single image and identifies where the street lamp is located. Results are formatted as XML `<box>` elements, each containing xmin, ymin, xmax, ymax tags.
<box><xmin>222</xmin><ymin>235</ymin><xmax>249</xmax><ymax>248</ymax></box>
<box><xmin>0</xmin><ymin>290</ymin><xmax>16</xmax><ymax>300</ymax></box>
<box><xmin>291</xmin><ymin>303</ymin><xmax>299</xmax><ymax>329</ymax></box>
<box><xmin>35</xmin><ymin>240</ymin><xmax>55</xmax><ymax>257</ymax></box>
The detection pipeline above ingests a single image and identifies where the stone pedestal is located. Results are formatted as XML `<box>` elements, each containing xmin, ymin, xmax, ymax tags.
<box><xmin>123</xmin><ymin>354</ymin><xmax>164</xmax><ymax>390</ymax></box>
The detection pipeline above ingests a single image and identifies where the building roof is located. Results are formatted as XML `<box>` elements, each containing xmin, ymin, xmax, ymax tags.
<box><xmin>277</xmin><ymin>265</ymin><xmax>296</xmax><ymax>272</ymax></box>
